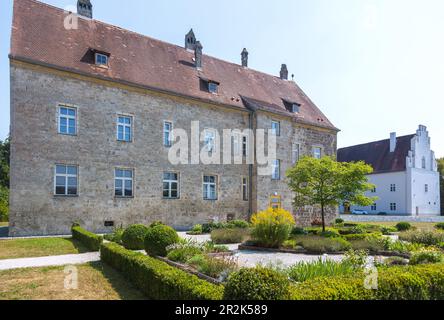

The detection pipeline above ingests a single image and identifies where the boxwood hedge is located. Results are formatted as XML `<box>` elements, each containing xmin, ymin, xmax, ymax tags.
<box><xmin>71</xmin><ymin>224</ymin><xmax>103</xmax><ymax>251</ymax></box>
<box><xmin>100</xmin><ymin>242</ymin><xmax>223</xmax><ymax>300</ymax></box>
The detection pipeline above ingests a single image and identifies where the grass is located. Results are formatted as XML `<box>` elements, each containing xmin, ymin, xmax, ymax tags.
<box><xmin>0</xmin><ymin>237</ymin><xmax>91</xmax><ymax>260</ymax></box>
<box><xmin>356</xmin><ymin>221</ymin><xmax>438</xmax><ymax>232</ymax></box>
<box><xmin>0</xmin><ymin>262</ymin><xmax>146</xmax><ymax>300</ymax></box>
<box><xmin>211</xmin><ymin>228</ymin><xmax>251</xmax><ymax>244</ymax></box>
<box><xmin>0</xmin><ymin>222</ymin><xmax>8</xmax><ymax>227</ymax></box>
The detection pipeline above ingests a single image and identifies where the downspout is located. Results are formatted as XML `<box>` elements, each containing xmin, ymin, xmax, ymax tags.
<box><xmin>248</xmin><ymin>109</ymin><xmax>255</xmax><ymax>219</ymax></box>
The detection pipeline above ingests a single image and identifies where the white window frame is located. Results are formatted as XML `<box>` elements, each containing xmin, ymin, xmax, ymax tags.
<box><xmin>272</xmin><ymin>159</ymin><xmax>281</xmax><ymax>180</ymax></box>
<box><xmin>271</xmin><ymin>121</ymin><xmax>280</xmax><ymax>136</ymax></box>
<box><xmin>54</xmin><ymin>164</ymin><xmax>78</xmax><ymax>196</ymax></box>
<box><xmin>58</xmin><ymin>105</ymin><xmax>77</xmax><ymax>136</ymax></box>
<box><xmin>292</xmin><ymin>144</ymin><xmax>300</xmax><ymax>165</ymax></box>
<box><xmin>95</xmin><ymin>53</ymin><xmax>108</xmax><ymax>66</ymax></box>
<box><xmin>390</xmin><ymin>203</ymin><xmax>397</xmax><ymax>211</ymax></box>
<box><xmin>313</xmin><ymin>147</ymin><xmax>322</xmax><ymax>159</ymax></box>
<box><xmin>117</xmin><ymin>115</ymin><xmax>133</xmax><ymax>142</ymax></box>
<box><xmin>390</xmin><ymin>184</ymin><xmax>396</xmax><ymax>192</ymax></box>
<box><xmin>163</xmin><ymin>121</ymin><xmax>173</xmax><ymax>147</ymax></box>
<box><xmin>203</xmin><ymin>175</ymin><xmax>218</xmax><ymax>200</ymax></box>
<box><xmin>204</xmin><ymin>129</ymin><xmax>216</xmax><ymax>153</ymax></box>
<box><xmin>242</xmin><ymin>135</ymin><xmax>248</xmax><ymax>157</ymax></box>
<box><xmin>242</xmin><ymin>177</ymin><xmax>249</xmax><ymax>201</ymax></box>
<box><xmin>163</xmin><ymin>172</ymin><xmax>179</xmax><ymax>199</ymax></box>
<box><xmin>114</xmin><ymin>168</ymin><xmax>134</xmax><ymax>198</ymax></box>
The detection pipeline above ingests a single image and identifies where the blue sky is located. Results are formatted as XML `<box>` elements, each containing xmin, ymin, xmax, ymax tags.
<box><xmin>1</xmin><ymin>0</ymin><xmax>444</xmax><ymax>157</ymax></box>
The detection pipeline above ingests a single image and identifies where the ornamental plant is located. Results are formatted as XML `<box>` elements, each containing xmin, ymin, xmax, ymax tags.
<box><xmin>121</xmin><ymin>224</ymin><xmax>150</xmax><ymax>250</ymax></box>
<box><xmin>251</xmin><ymin>207</ymin><xmax>295</xmax><ymax>248</ymax></box>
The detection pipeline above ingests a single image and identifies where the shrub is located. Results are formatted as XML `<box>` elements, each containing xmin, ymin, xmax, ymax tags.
<box><xmin>287</xmin><ymin>258</ymin><xmax>356</xmax><ymax>283</ymax></box>
<box><xmin>121</xmin><ymin>224</ymin><xmax>150</xmax><ymax>250</ymax></box>
<box><xmin>0</xmin><ymin>186</ymin><xmax>8</xmax><ymax>222</ymax></box>
<box><xmin>409</xmin><ymin>249</ymin><xmax>444</xmax><ymax>265</ymax></box>
<box><xmin>291</xmin><ymin>227</ymin><xmax>308</xmax><ymax>236</ymax></box>
<box><xmin>295</xmin><ymin>236</ymin><xmax>351</xmax><ymax>253</ymax></box>
<box><xmin>144</xmin><ymin>224</ymin><xmax>179</xmax><ymax>257</ymax></box>
<box><xmin>100</xmin><ymin>242</ymin><xmax>223</xmax><ymax>300</ymax></box>
<box><xmin>384</xmin><ymin>256</ymin><xmax>409</xmax><ymax>266</ymax></box>
<box><xmin>251</xmin><ymin>208</ymin><xmax>295</xmax><ymax>248</ymax></box>
<box><xmin>166</xmin><ymin>241</ymin><xmax>203</xmax><ymax>263</ymax></box>
<box><xmin>396</xmin><ymin>222</ymin><xmax>412</xmax><ymax>232</ymax></box>
<box><xmin>224</xmin><ymin>267</ymin><xmax>291</xmax><ymax>300</ymax></box>
<box><xmin>348</xmin><ymin>235</ymin><xmax>387</xmax><ymax>253</ymax></box>
<box><xmin>187</xmin><ymin>254</ymin><xmax>238</xmax><ymax>280</ymax></box>
<box><xmin>319</xmin><ymin>229</ymin><xmax>341</xmax><ymax>238</ymax></box>
<box><xmin>399</xmin><ymin>230</ymin><xmax>444</xmax><ymax>246</ymax></box>
<box><xmin>335</xmin><ymin>218</ymin><xmax>344</xmax><ymax>224</ymax></box>
<box><xmin>104</xmin><ymin>227</ymin><xmax>125</xmax><ymax>245</ymax></box>
<box><xmin>311</xmin><ymin>218</ymin><xmax>323</xmax><ymax>227</ymax></box>
<box><xmin>211</xmin><ymin>228</ymin><xmax>249</xmax><ymax>244</ymax></box>
<box><xmin>343</xmin><ymin>233</ymin><xmax>382</xmax><ymax>241</ymax></box>
<box><xmin>188</xmin><ymin>224</ymin><xmax>203</xmax><ymax>235</ymax></box>
<box><xmin>289</xmin><ymin>263</ymin><xmax>444</xmax><ymax>300</ymax></box>
<box><xmin>202</xmin><ymin>222</ymin><xmax>226</xmax><ymax>234</ymax></box>
<box><xmin>203</xmin><ymin>241</ymin><xmax>230</xmax><ymax>253</ymax></box>
<box><xmin>149</xmin><ymin>221</ymin><xmax>165</xmax><ymax>228</ymax></box>
<box><xmin>435</xmin><ymin>223</ymin><xmax>444</xmax><ymax>231</ymax></box>
<box><xmin>381</xmin><ymin>226</ymin><xmax>398</xmax><ymax>235</ymax></box>
<box><xmin>71</xmin><ymin>224</ymin><xmax>103</xmax><ymax>251</ymax></box>
<box><xmin>226</xmin><ymin>220</ymin><xmax>250</xmax><ymax>229</ymax></box>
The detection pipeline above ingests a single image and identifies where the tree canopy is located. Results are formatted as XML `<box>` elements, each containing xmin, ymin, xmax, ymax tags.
<box><xmin>287</xmin><ymin>156</ymin><xmax>376</xmax><ymax>231</ymax></box>
<box><xmin>0</xmin><ymin>137</ymin><xmax>9</xmax><ymax>222</ymax></box>
<box><xmin>438</xmin><ymin>158</ymin><xmax>444</xmax><ymax>216</ymax></box>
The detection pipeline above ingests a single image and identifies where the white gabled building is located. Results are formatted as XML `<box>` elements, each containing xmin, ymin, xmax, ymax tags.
<box><xmin>338</xmin><ymin>125</ymin><xmax>441</xmax><ymax>216</ymax></box>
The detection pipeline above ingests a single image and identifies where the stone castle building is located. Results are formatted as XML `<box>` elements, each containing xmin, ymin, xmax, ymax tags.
<box><xmin>9</xmin><ymin>0</ymin><xmax>338</xmax><ymax>236</ymax></box>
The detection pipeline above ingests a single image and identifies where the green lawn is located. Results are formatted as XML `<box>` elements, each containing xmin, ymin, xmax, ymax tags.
<box><xmin>0</xmin><ymin>262</ymin><xmax>146</xmax><ymax>300</ymax></box>
<box><xmin>0</xmin><ymin>237</ymin><xmax>91</xmax><ymax>260</ymax></box>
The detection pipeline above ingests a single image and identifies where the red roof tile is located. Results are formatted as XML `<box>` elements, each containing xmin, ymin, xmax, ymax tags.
<box><xmin>10</xmin><ymin>0</ymin><xmax>338</xmax><ymax>131</ymax></box>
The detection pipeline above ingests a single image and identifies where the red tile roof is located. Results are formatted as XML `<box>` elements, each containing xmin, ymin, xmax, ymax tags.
<box><xmin>337</xmin><ymin>135</ymin><xmax>415</xmax><ymax>174</ymax></box>
<box><xmin>10</xmin><ymin>0</ymin><xmax>338</xmax><ymax>131</ymax></box>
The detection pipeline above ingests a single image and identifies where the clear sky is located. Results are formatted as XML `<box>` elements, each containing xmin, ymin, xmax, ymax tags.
<box><xmin>1</xmin><ymin>0</ymin><xmax>444</xmax><ymax>157</ymax></box>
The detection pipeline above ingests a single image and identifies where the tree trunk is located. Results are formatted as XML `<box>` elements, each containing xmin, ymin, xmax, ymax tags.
<box><xmin>321</xmin><ymin>203</ymin><xmax>326</xmax><ymax>233</ymax></box>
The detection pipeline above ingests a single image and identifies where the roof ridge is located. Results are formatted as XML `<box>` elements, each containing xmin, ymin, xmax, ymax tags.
<box><xmin>338</xmin><ymin>134</ymin><xmax>415</xmax><ymax>151</ymax></box>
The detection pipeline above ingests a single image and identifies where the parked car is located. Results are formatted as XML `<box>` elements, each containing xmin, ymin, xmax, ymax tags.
<box><xmin>352</xmin><ymin>209</ymin><xmax>369</xmax><ymax>215</ymax></box>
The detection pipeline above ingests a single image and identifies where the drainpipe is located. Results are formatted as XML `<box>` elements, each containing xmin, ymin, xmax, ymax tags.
<box><xmin>248</xmin><ymin>110</ymin><xmax>255</xmax><ymax>219</ymax></box>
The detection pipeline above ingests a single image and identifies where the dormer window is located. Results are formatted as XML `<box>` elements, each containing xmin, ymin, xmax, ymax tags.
<box><xmin>292</xmin><ymin>104</ymin><xmax>300</xmax><ymax>113</ymax></box>
<box><xmin>283</xmin><ymin>99</ymin><xmax>301</xmax><ymax>113</ymax></box>
<box><xmin>199</xmin><ymin>77</ymin><xmax>220</xmax><ymax>94</ymax></box>
<box><xmin>95</xmin><ymin>53</ymin><xmax>109</xmax><ymax>66</ymax></box>
<box><xmin>208</xmin><ymin>82</ymin><xmax>218</xmax><ymax>94</ymax></box>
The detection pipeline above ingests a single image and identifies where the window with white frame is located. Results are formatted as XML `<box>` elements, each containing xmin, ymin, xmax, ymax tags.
<box><xmin>163</xmin><ymin>172</ymin><xmax>179</xmax><ymax>199</ymax></box>
<box><xmin>390</xmin><ymin>184</ymin><xmax>396</xmax><ymax>192</ymax></box>
<box><xmin>313</xmin><ymin>147</ymin><xmax>322</xmax><ymax>159</ymax></box>
<box><xmin>117</xmin><ymin>116</ymin><xmax>132</xmax><ymax>142</ymax></box>
<box><xmin>242</xmin><ymin>177</ymin><xmax>248</xmax><ymax>201</ymax></box>
<box><xmin>390</xmin><ymin>203</ymin><xmax>397</xmax><ymax>211</ymax></box>
<box><xmin>58</xmin><ymin>106</ymin><xmax>77</xmax><ymax>135</ymax></box>
<box><xmin>371</xmin><ymin>203</ymin><xmax>377</xmax><ymax>211</ymax></box>
<box><xmin>292</xmin><ymin>144</ymin><xmax>300</xmax><ymax>165</ymax></box>
<box><xmin>203</xmin><ymin>175</ymin><xmax>217</xmax><ymax>200</ymax></box>
<box><xmin>115</xmin><ymin>168</ymin><xmax>133</xmax><ymax>197</ymax></box>
<box><xmin>271</xmin><ymin>121</ymin><xmax>280</xmax><ymax>136</ymax></box>
<box><xmin>425</xmin><ymin>184</ymin><xmax>429</xmax><ymax>193</ymax></box>
<box><xmin>95</xmin><ymin>53</ymin><xmax>108</xmax><ymax>66</ymax></box>
<box><xmin>163</xmin><ymin>121</ymin><xmax>173</xmax><ymax>147</ymax></box>
<box><xmin>242</xmin><ymin>135</ymin><xmax>248</xmax><ymax>157</ymax></box>
<box><xmin>204</xmin><ymin>129</ymin><xmax>216</xmax><ymax>153</ymax></box>
<box><xmin>272</xmin><ymin>159</ymin><xmax>281</xmax><ymax>180</ymax></box>
<box><xmin>55</xmin><ymin>164</ymin><xmax>78</xmax><ymax>196</ymax></box>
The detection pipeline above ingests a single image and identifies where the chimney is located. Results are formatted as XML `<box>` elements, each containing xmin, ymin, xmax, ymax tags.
<box><xmin>390</xmin><ymin>132</ymin><xmax>397</xmax><ymax>152</ymax></box>
<box><xmin>280</xmin><ymin>64</ymin><xmax>288</xmax><ymax>80</ymax></box>
<box><xmin>77</xmin><ymin>0</ymin><xmax>93</xmax><ymax>19</ymax></box>
<box><xmin>195</xmin><ymin>41</ymin><xmax>203</xmax><ymax>69</ymax></box>
<box><xmin>185</xmin><ymin>29</ymin><xmax>197</xmax><ymax>50</ymax></box>
<box><xmin>241</xmin><ymin>48</ymin><xmax>248</xmax><ymax>68</ymax></box>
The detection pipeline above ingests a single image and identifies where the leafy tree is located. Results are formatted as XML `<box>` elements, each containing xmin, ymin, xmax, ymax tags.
<box><xmin>0</xmin><ymin>137</ymin><xmax>9</xmax><ymax>188</ymax></box>
<box><xmin>0</xmin><ymin>186</ymin><xmax>8</xmax><ymax>222</ymax></box>
<box><xmin>438</xmin><ymin>158</ymin><xmax>444</xmax><ymax>216</ymax></box>
<box><xmin>287</xmin><ymin>156</ymin><xmax>376</xmax><ymax>232</ymax></box>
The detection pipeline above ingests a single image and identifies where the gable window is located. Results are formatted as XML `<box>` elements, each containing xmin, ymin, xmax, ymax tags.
<box><xmin>271</xmin><ymin>121</ymin><xmax>280</xmax><ymax>136</ymax></box>
<box><xmin>203</xmin><ymin>175</ymin><xmax>217</xmax><ymax>200</ymax></box>
<box><xmin>390</xmin><ymin>184</ymin><xmax>396</xmax><ymax>192</ymax></box>
<box><xmin>272</xmin><ymin>159</ymin><xmax>281</xmax><ymax>180</ymax></box>
<box><xmin>204</xmin><ymin>129</ymin><xmax>216</xmax><ymax>153</ymax></box>
<box><xmin>55</xmin><ymin>164</ymin><xmax>78</xmax><ymax>196</ymax></box>
<box><xmin>313</xmin><ymin>147</ymin><xmax>322</xmax><ymax>159</ymax></box>
<box><xmin>292</xmin><ymin>104</ymin><xmax>300</xmax><ymax>113</ymax></box>
<box><xmin>163</xmin><ymin>172</ymin><xmax>179</xmax><ymax>199</ymax></box>
<box><xmin>390</xmin><ymin>203</ymin><xmax>397</xmax><ymax>211</ymax></box>
<box><xmin>117</xmin><ymin>116</ymin><xmax>132</xmax><ymax>142</ymax></box>
<box><xmin>242</xmin><ymin>177</ymin><xmax>249</xmax><ymax>201</ymax></box>
<box><xmin>163</xmin><ymin>121</ymin><xmax>173</xmax><ymax>147</ymax></box>
<box><xmin>425</xmin><ymin>184</ymin><xmax>429</xmax><ymax>193</ymax></box>
<box><xmin>115</xmin><ymin>168</ymin><xmax>133</xmax><ymax>197</ymax></box>
<box><xmin>292</xmin><ymin>144</ymin><xmax>300</xmax><ymax>165</ymax></box>
<box><xmin>95</xmin><ymin>53</ymin><xmax>108</xmax><ymax>66</ymax></box>
<box><xmin>58</xmin><ymin>106</ymin><xmax>77</xmax><ymax>135</ymax></box>
<box><xmin>371</xmin><ymin>203</ymin><xmax>377</xmax><ymax>211</ymax></box>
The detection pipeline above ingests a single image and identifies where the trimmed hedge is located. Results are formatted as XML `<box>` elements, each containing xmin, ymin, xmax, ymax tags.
<box><xmin>122</xmin><ymin>224</ymin><xmax>150</xmax><ymax>250</ymax></box>
<box><xmin>71</xmin><ymin>224</ymin><xmax>103</xmax><ymax>251</ymax></box>
<box><xmin>144</xmin><ymin>224</ymin><xmax>179</xmax><ymax>257</ymax></box>
<box><xmin>100</xmin><ymin>242</ymin><xmax>223</xmax><ymax>300</ymax></box>
<box><xmin>290</xmin><ymin>263</ymin><xmax>444</xmax><ymax>300</ymax></box>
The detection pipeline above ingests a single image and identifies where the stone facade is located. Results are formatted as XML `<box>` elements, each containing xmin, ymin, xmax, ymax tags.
<box><xmin>9</xmin><ymin>61</ymin><xmax>338</xmax><ymax>236</ymax></box>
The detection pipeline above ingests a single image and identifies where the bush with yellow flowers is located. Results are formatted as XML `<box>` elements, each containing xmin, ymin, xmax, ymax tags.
<box><xmin>251</xmin><ymin>208</ymin><xmax>295</xmax><ymax>248</ymax></box>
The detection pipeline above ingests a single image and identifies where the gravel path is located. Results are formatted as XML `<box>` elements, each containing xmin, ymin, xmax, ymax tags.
<box><xmin>0</xmin><ymin>252</ymin><xmax>100</xmax><ymax>271</ymax></box>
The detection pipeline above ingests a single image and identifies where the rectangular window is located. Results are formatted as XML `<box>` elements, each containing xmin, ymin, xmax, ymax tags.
<box><xmin>371</xmin><ymin>203</ymin><xmax>377</xmax><ymax>211</ymax></box>
<box><xmin>271</xmin><ymin>121</ymin><xmax>280</xmax><ymax>136</ymax></box>
<box><xmin>313</xmin><ymin>147</ymin><xmax>322</xmax><ymax>159</ymax></box>
<box><xmin>117</xmin><ymin>116</ymin><xmax>132</xmax><ymax>142</ymax></box>
<box><xmin>292</xmin><ymin>144</ymin><xmax>300</xmax><ymax>165</ymax></box>
<box><xmin>58</xmin><ymin>106</ymin><xmax>77</xmax><ymax>135</ymax></box>
<box><xmin>272</xmin><ymin>160</ymin><xmax>281</xmax><ymax>180</ymax></box>
<box><xmin>163</xmin><ymin>172</ymin><xmax>179</xmax><ymax>199</ymax></box>
<box><xmin>208</xmin><ymin>82</ymin><xmax>219</xmax><ymax>93</ymax></box>
<box><xmin>204</xmin><ymin>129</ymin><xmax>216</xmax><ymax>153</ymax></box>
<box><xmin>242</xmin><ymin>177</ymin><xmax>248</xmax><ymax>201</ymax></box>
<box><xmin>115</xmin><ymin>168</ymin><xmax>133</xmax><ymax>197</ymax></box>
<box><xmin>95</xmin><ymin>53</ymin><xmax>108</xmax><ymax>66</ymax></box>
<box><xmin>203</xmin><ymin>175</ymin><xmax>217</xmax><ymax>200</ymax></box>
<box><xmin>390</xmin><ymin>203</ymin><xmax>397</xmax><ymax>211</ymax></box>
<box><xmin>390</xmin><ymin>184</ymin><xmax>396</xmax><ymax>192</ymax></box>
<box><xmin>242</xmin><ymin>136</ymin><xmax>248</xmax><ymax>157</ymax></box>
<box><xmin>371</xmin><ymin>187</ymin><xmax>376</xmax><ymax>193</ymax></box>
<box><xmin>292</xmin><ymin>104</ymin><xmax>300</xmax><ymax>113</ymax></box>
<box><xmin>163</xmin><ymin>121</ymin><xmax>173</xmax><ymax>147</ymax></box>
<box><xmin>425</xmin><ymin>184</ymin><xmax>429</xmax><ymax>193</ymax></box>
<box><xmin>55</xmin><ymin>164</ymin><xmax>78</xmax><ymax>196</ymax></box>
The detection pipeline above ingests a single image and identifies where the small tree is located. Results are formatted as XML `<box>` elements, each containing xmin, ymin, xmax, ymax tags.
<box><xmin>287</xmin><ymin>156</ymin><xmax>376</xmax><ymax>232</ymax></box>
<box><xmin>438</xmin><ymin>158</ymin><xmax>444</xmax><ymax>216</ymax></box>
